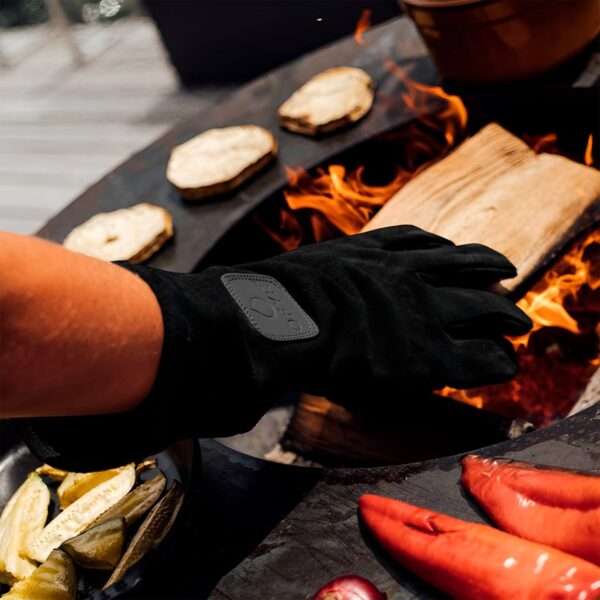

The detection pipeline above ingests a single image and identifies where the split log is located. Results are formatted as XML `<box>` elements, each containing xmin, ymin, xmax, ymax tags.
<box><xmin>363</xmin><ymin>123</ymin><xmax>600</xmax><ymax>292</ymax></box>
<box><xmin>281</xmin><ymin>394</ymin><xmax>513</xmax><ymax>467</ymax></box>
<box><xmin>283</xmin><ymin>125</ymin><xmax>600</xmax><ymax>464</ymax></box>
<box><xmin>568</xmin><ymin>368</ymin><xmax>600</xmax><ymax>416</ymax></box>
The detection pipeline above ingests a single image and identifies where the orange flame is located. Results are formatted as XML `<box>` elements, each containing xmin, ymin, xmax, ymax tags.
<box><xmin>440</xmin><ymin>228</ymin><xmax>600</xmax><ymax>423</ymax></box>
<box><xmin>510</xmin><ymin>231</ymin><xmax>600</xmax><ymax>348</ymax></box>
<box><xmin>524</xmin><ymin>132</ymin><xmax>559</xmax><ymax>154</ymax></box>
<box><xmin>284</xmin><ymin>165</ymin><xmax>308</xmax><ymax>187</ymax></box>
<box><xmin>523</xmin><ymin>131</ymin><xmax>595</xmax><ymax>166</ymax></box>
<box><xmin>283</xmin><ymin>164</ymin><xmax>407</xmax><ymax>237</ymax></box>
<box><xmin>261</xmin><ymin>68</ymin><xmax>468</xmax><ymax>250</ymax></box>
<box><xmin>384</xmin><ymin>60</ymin><xmax>468</xmax><ymax>147</ymax></box>
<box><xmin>585</xmin><ymin>134</ymin><xmax>594</xmax><ymax>166</ymax></box>
<box><xmin>258</xmin><ymin>28</ymin><xmax>597</xmax><ymax>425</ymax></box>
<box><xmin>354</xmin><ymin>9</ymin><xmax>372</xmax><ymax>46</ymax></box>
<box><xmin>437</xmin><ymin>387</ymin><xmax>484</xmax><ymax>410</ymax></box>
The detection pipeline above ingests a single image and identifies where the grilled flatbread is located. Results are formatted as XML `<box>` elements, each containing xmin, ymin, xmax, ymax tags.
<box><xmin>167</xmin><ymin>125</ymin><xmax>277</xmax><ymax>201</ymax></box>
<box><xmin>278</xmin><ymin>67</ymin><xmax>375</xmax><ymax>136</ymax></box>
<box><xmin>63</xmin><ymin>203</ymin><xmax>173</xmax><ymax>263</ymax></box>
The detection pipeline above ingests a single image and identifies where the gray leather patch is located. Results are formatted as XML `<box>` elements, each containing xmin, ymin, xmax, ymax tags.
<box><xmin>221</xmin><ymin>273</ymin><xmax>319</xmax><ymax>341</ymax></box>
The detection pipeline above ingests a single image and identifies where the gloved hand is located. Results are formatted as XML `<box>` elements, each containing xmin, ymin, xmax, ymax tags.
<box><xmin>20</xmin><ymin>226</ymin><xmax>531</xmax><ymax>470</ymax></box>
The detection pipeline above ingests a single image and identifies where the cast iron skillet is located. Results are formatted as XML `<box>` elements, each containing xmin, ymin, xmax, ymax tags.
<box><xmin>0</xmin><ymin>421</ymin><xmax>200</xmax><ymax>599</ymax></box>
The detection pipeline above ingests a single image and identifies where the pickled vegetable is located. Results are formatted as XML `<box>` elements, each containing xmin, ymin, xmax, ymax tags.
<box><xmin>0</xmin><ymin>473</ymin><xmax>50</xmax><ymax>583</ymax></box>
<box><xmin>35</xmin><ymin>465</ymin><xmax>69</xmax><ymax>482</ymax></box>
<box><xmin>135</xmin><ymin>460</ymin><xmax>158</xmax><ymax>475</ymax></box>
<box><xmin>56</xmin><ymin>474</ymin><xmax>86</xmax><ymax>508</ymax></box>
<box><xmin>103</xmin><ymin>481</ymin><xmax>184</xmax><ymax>589</ymax></box>
<box><xmin>93</xmin><ymin>473</ymin><xmax>166</xmax><ymax>528</ymax></box>
<box><xmin>61</xmin><ymin>518</ymin><xmax>126</xmax><ymax>570</ymax></box>
<box><xmin>2</xmin><ymin>549</ymin><xmax>76</xmax><ymax>600</ymax></box>
<box><xmin>57</xmin><ymin>466</ymin><xmax>125</xmax><ymax>509</ymax></box>
<box><xmin>27</xmin><ymin>464</ymin><xmax>135</xmax><ymax>563</ymax></box>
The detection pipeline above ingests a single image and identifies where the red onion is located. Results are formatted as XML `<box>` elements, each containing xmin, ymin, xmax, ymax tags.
<box><xmin>313</xmin><ymin>575</ymin><xmax>387</xmax><ymax>600</ymax></box>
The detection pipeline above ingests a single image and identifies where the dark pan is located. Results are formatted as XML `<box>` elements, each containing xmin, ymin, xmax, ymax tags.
<box><xmin>0</xmin><ymin>421</ymin><xmax>200</xmax><ymax>599</ymax></box>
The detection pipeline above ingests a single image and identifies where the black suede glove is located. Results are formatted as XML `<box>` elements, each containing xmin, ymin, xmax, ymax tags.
<box><xmin>20</xmin><ymin>226</ymin><xmax>531</xmax><ymax>470</ymax></box>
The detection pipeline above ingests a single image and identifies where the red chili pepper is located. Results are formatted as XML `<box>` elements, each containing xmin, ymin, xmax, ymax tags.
<box><xmin>358</xmin><ymin>494</ymin><xmax>600</xmax><ymax>600</ymax></box>
<box><xmin>461</xmin><ymin>454</ymin><xmax>600</xmax><ymax>565</ymax></box>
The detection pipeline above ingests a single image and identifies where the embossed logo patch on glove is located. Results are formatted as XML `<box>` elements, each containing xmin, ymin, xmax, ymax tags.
<box><xmin>221</xmin><ymin>273</ymin><xmax>319</xmax><ymax>341</ymax></box>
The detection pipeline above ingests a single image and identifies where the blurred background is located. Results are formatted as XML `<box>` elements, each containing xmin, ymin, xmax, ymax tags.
<box><xmin>0</xmin><ymin>0</ymin><xmax>400</xmax><ymax>234</ymax></box>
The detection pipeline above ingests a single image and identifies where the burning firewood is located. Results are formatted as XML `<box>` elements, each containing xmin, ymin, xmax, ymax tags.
<box><xmin>363</xmin><ymin>123</ymin><xmax>600</xmax><ymax>292</ymax></box>
<box><xmin>568</xmin><ymin>368</ymin><xmax>600</xmax><ymax>416</ymax></box>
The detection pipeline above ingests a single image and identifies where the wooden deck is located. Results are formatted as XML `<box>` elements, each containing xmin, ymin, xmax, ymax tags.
<box><xmin>0</xmin><ymin>17</ymin><xmax>230</xmax><ymax>234</ymax></box>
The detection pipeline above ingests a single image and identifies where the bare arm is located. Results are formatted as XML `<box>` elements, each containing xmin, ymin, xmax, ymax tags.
<box><xmin>0</xmin><ymin>232</ymin><xmax>164</xmax><ymax>418</ymax></box>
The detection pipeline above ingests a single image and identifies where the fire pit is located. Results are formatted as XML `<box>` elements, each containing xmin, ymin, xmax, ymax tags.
<box><xmin>32</xmin><ymin>15</ymin><xmax>599</xmax><ymax>599</ymax></box>
<box><xmin>201</xmin><ymin>55</ymin><xmax>599</xmax><ymax>468</ymax></box>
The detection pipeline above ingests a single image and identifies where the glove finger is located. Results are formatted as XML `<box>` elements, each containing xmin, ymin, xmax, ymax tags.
<box><xmin>432</xmin><ymin>287</ymin><xmax>532</xmax><ymax>338</ymax></box>
<box><xmin>418</xmin><ymin>243</ymin><xmax>518</xmax><ymax>288</ymax></box>
<box><xmin>352</xmin><ymin>225</ymin><xmax>455</xmax><ymax>251</ymax></box>
<box><xmin>444</xmin><ymin>337</ymin><xmax>519</xmax><ymax>389</ymax></box>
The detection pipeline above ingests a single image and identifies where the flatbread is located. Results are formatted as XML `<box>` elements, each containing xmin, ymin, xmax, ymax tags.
<box><xmin>278</xmin><ymin>66</ymin><xmax>375</xmax><ymax>136</ymax></box>
<box><xmin>166</xmin><ymin>125</ymin><xmax>277</xmax><ymax>201</ymax></box>
<box><xmin>63</xmin><ymin>203</ymin><xmax>173</xmax><ymax>263</ymax></box>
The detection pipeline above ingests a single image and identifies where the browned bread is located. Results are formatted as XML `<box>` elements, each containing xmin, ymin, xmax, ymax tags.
<box><xmin>166</xmin><ymin>125</ymin><xmax>277</xmax><ymax>201</ymax></box>
<box><xmin>278</xmin><ymin>67</ymin><xmax>375</xmax><ymax>136</ymax></box>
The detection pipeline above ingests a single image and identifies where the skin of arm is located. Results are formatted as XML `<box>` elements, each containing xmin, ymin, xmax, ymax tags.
<box><xmin>0</xmin><ymin>231</ymin><xmax>164</xmax><ymax>418</ymax></box>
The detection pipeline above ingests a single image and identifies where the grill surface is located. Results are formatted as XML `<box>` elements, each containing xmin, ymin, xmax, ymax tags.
<box><xmin>26</xmin><ymin>15</ymin><xmax>600</xmax><ymax>599</ymax></box>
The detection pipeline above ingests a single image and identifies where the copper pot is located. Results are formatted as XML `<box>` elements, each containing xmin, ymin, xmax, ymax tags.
<box><xmin>401</xmin><ymin>0</ymin><xmax>600</xmax><ymax>83</ymax></box>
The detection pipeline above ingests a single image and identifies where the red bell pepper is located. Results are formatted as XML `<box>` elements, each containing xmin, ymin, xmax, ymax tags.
<box><xmin>461</xmin><ymin>454</ymin><xmax>600</xmax><ymax>565</ymax></box>
<box><xmin>358</xmin><ymin>494</ymin><xmax>600</xmax><ymax>600</ymax></box>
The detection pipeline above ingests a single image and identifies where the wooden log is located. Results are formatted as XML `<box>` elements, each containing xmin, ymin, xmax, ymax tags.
<box><xmin>281</xmin><ymin>394</ymin><xmax>513</xmax><ymax>467</ymax></box>
<box><xmin>568</xmin><ymin>367</ymin><xmax>600</xmax><ymax>416</ymax></box>
<box><xmin>362</xmin><ymin>123</ymin><xmax>600</xmax><ymax>291</ymax></box>
<box><xmin>284</xmin><ymin>125</ymin><xmax>600</xmax><ymax>464</ymax></box>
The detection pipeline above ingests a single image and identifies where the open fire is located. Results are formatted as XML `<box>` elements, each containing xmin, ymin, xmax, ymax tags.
<box><xmin>258</xmin><ymin>67</ymin><xmax>599</xmax><ymax>427</ymax></box>
<box><xmin>440</xmin><ymin>228</ymin><xmax>599</xmax><ymax>425</ymax></box>
<box><xmin>262</xmin><ymin>66</ymin><xmax>468</xmax><ymax>251</ymax></box>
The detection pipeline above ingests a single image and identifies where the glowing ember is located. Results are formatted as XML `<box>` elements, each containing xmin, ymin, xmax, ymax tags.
<box><xmin>585</xmin><ymin>134</ymin><xmax>594</xmax><ymax>166</ymax></box>
<box><xmin>440</xmin><ymin>228</ymin><xmax>600</xmax><ymax>424</ymax></box>
<box><xmin>354</xmin><ymin>9</ymin><xmax>372</xmax><ymax>46</ymax></box>
<box><xmin>511</xmin><ymin>232</ymin><xmax>600</xmax><ymax>347</ymax></box>
<box><xmin>439</xmin><ymin>132</ymin><xmax>599</xmax><ymax>422</ymax></box>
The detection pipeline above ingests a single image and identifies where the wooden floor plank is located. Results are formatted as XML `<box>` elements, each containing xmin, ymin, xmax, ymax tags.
<box><xmin>0</xmin><ymin>123</ymin><xmax>168</xmax><ymax>142</ymax></box>
<box><xmin>0</xmin><ymin>203</ymin><xmax>55</xmax><ymax>221</ymax></box>
<box><xmin>0</xmin><ymin>169</ymin><xmax>97</xmax><ymax>188</ymax></box>
<box><xmin>0</xmin><ymin>216</ymin><xmax>44</xmax><ymax>234</ymax></box>
<box><xmin>0</xmin><ymin>17</ymin><xmax>226</xmax><ymax>234</ymax></box>
<box><xmin>0</xmin><ymin>152</ymin><xmax>130</xmax><ymax>175</ymax></box>
<box><xmin>0</xmin><ymin>184</ymin><xmax>81</xmax><ymax>210</ymax></box>
<box><xmin>0</xmin><ymin>136</ymin><xmax>159</xmax><ymax>155</ymax></box>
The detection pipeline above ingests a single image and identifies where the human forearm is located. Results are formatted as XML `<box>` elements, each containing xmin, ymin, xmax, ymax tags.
<box><xmin>17</xmin><ymin>226</ymin><xmax>531</xmax><ymax>470</ymax></box>
<box><xmin>0</xmin><ymin>232</ymin><xmax>163</xmax><ymax>418</ymax></box>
